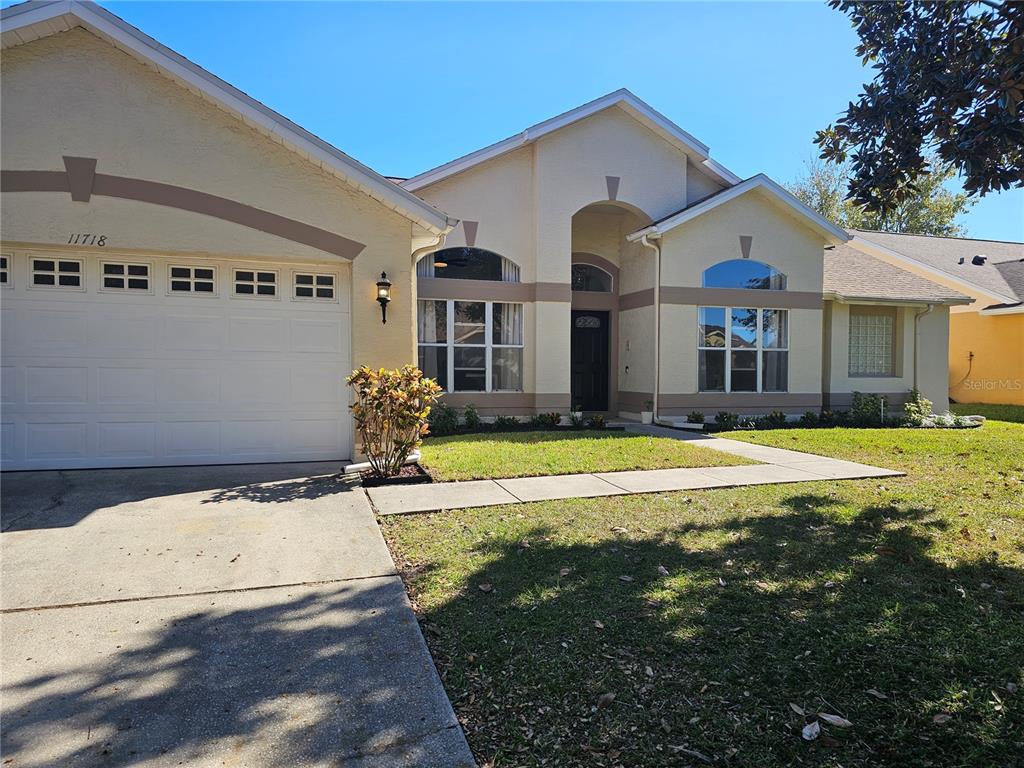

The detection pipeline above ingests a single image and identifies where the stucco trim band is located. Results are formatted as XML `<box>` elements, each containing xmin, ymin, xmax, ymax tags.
<box><xmin>619</xmin><ymin>286</ymin><xmax>823</xmax><ymax>310</ymax></box>
<box><xmin>439</xmin><ymin>392</ymin><xmax>570</xmax><ymax>415</ymax></box>
<box><xmin>418</xmin><ymin>277</ymin><xmax>571</xmax><ymax>303</ymax></box>
<box><xmin>2</xmin><ymin>167</ymin><xmax>366</xmax><ymax>260</ymax></box>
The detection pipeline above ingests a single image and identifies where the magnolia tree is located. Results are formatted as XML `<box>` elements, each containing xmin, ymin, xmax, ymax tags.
<box><xmin>347</xmin><ymin>365</ymin><xmax>442</xmax><ymax>478</ymax></box>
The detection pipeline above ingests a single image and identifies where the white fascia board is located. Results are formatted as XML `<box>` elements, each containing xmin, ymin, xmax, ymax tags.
<box><xmin>980</xmin><ymin>303</ymin><xmax>1024</xmax><ymax>315</ymax></box>
<box><xmin>627</xmin><ymin>174</ymin><xmax>850</xmax><ymax>245</ymax></box>
<box><xmin>2</xmin><ymin>1</ymin><xmax>454</xmax><ymax>235</ymax></box>
<box><xmin>401</xmin><ymin>88</ymin><xmax>738</xmax><ymax>192</ymax></box>
<box><xmin>823</xmin><ymin>291</ymin><xmax>974</xmax><ymax>307</ymax></box>
<box><xmin>848</xmin><ymin>235</ymin><xmax>1019</xmax><ymax>306</ymax></box>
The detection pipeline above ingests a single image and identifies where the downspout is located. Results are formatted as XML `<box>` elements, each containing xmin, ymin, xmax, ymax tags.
<box><xmin>912</xmin><ymin>303</ymin><xmax>935</xmax><ymax>391</ymax></box>
<box><xmin>638</xmin><ymin>233</ymin><xmax>662</xmax><ymax>421</ymax></box>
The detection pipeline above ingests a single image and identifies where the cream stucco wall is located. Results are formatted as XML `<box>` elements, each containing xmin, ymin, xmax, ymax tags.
<box><xmin>1</xmin><ymin>27</ymin><xmax>417</xmax><ymax>371</ymax></box>
<box><xmin>826</xmin><ymin>301</ymin><xmax>950</xmax><ymax>411</ymax></box>
<box><xmin>656</xmin><ymin>190</ymin><xmax>826</xmax><ymax>402</ymax></box>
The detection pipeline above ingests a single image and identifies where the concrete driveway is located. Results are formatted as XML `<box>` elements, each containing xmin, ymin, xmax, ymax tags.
<box><xmin>1</xmin><ymin>463</ymin><xmax>475</xmax><ymax>767</ymax></box>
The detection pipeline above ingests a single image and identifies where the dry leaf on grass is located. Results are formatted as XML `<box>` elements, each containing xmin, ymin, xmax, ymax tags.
<box><xmin>933</xmin><ymin>713</ymin><xmax>953</xmax><ymax>724</ymax></box>
<box><xmin>801</xmin><ymin>721</ymin><xmax>820</xmax><ymax>741</ymax></box>
<box><xmin>596</xmin><ymin>692</ymin><xmax>616</xmax><ymax>709</ymax></box>
<box><xmin>789</xmin><ymin>703</ymin><xmax>805</xmax><ymax>716</ymax></box>
<box><xmin>478</xmin><ymin>582</ymin><xmax>493</xmax><ymax>593</ymax></box>
<box><xmin>593</xmin><ymin>620</ymin><xmax>605</xmax><ymax>629</ymax></box>
<box><xmin>818</xmin><ymin>713</ymin><xmax>853</xmax><ymax>728</ymax></box>
<box><xmin>657</xmin><ymin>565</ymin><xmax>670</xmax><ymax>576</ymax></box>
<box><xmin>558</xmin><ymin>568</ymin><xmax>570</xmax><ymax>577</ymax></box>
<box><xmin>619</xmin><ymin>575</ymin><xmax>635</xmax><ymax>582</ymax></box>
<box><xmin>866</xmin><ymin>688</ymin><xmax>888</xmax><ymax>700</ymax></box>
<box><xmin>611</xmin><ymin>526</ymin><xmax>628</xmax><ymax>533</ymax></box>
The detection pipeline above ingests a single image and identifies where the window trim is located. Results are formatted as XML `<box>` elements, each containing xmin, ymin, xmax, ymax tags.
<box><xmin>28</xmin><ymin>256</ymin><xmax>85</xmax><ymax>292</ymax></box>
<box><xmin>418</xmin><ymin>298</ymin><xmax>525</xmax><ymax>393</ymax></box>
<box><xmin>292</xmin><ymin>270</ymin><xmax>338</xmax><ymax>303</ymax></box>
<box><xmin>697</xmin><ymin>305</ymin><xmax>789</xmax><ymax>393</ymax></box>
<box><xmin>232</xmin><ymin>267</ymin><xmax>279</xmax><ymax>300</ymax></box>
<box><xmin>571</xmin><ymin>262</ymin><xmax>614</xmax><ymax>293</ymax></box>
<box><xmin>0</xmin><ymin>253</ymin><xmax>12</xmax><ymax>289</ymax></box>
<box><xmin>848</xmin><ymin>305</ymin><xmax>900</xmax><ymax>378</ymax></box>
<box><xmin>99</xmin><ymin>260</ymin><xmax>153</xmax><ymax>294</ymax></box>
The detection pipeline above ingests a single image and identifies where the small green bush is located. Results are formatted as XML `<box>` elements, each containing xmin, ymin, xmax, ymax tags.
<box><xmin>714</xmin><ymin>411</ymin><xmax>739</xmax><ymax>431</ymax></box>
<box><xmin>763</xmin><ymin>410</ymin><xmax>788</xmax><ymax>428</ymax></box>
<box><xmin>462</xmin><ymin>404</ymin><xmax>481</xmax><ymax>431</ymax></box>
<box><xmin>587</xmin><ymin>414</ymin><xmax>606</xmax><ymax>429</ymax></box>
<box><xmin>428</xmin><ymin>401</ymin><xmax>459</xmax><ymax>436</ymax></box>
<box><xmin>851</xmin><ymin>392</ymin><xmax>887</xmax><ymax>426</ymax></box>
<box><xmin>539</xmin><ymin>412</ymin><xmax>563</xmax><ymax>428</ymax></box>
<box><xmin>686</xmin><ymin>411</ymin><xmax>705</xmax><ymax>424</ymax></box>
<box><xmin>569</xmin><ymin>412</ymin><xmax>586</xmax><ymax>429</ymax></box>
<box><xmin>903</xmin><ymin>389</ymin><xmax>933</xmax><ymax>426</ymax></box>
<box><xmin>799</xmin><ymin>411</ymin><xmax>820</xmax><ymax>427</ymax></box>
<box><xmin>493</xmin><ymin>415</ymin><xmax>520</xmax><ymax>431</ymax></box>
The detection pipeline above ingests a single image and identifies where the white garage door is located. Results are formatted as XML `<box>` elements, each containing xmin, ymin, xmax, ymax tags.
<box><xmin>1</xmin><ymin>252</ymin><xmax>352</xmax><ymax>470</ymax></box>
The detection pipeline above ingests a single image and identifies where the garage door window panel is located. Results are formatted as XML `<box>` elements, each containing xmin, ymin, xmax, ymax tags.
<box><xmin>234</xmin><ymin>269</ymin><xmax>278</xmax><ymax>298</ymax></box>
<box><xmin>101</xmin><ymin>262</ymin><xmax>151</xmax><ymax>292</ymax></box>
<box><xmin>169</xmin><ymin>265</ymin><xmax>216</xmax><ymax>295</ymax></box>
<box><xmin>294</xmin><ymin>272</ymin><xmax>337</xmax><ymax>301</ymax></box>
<box><xmin>1</xmin><ymin>254</ymin><xmax>11</xmax><ymax>287</ymax></box>
<box><xmin>31</xmin><ymin>258</ymin><xmax>83</xmax><ymax>290</ymax></box>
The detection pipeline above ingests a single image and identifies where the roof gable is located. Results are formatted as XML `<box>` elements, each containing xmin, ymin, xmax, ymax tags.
<box><xmin>400</xmin><ymin>88</ymin><xmax>741</xmax><ymax>192</ymax></box>
<box><xmin>627</xmin><ymin>174</ymin><xmax>849</xmax><ymax>245</ymax></box>
<box><xmin>824</xmin><ymin>245</ymin><xmax>972</xmax><ymax>305</ymax></box>
<box><xmin>1</xmin><ymin>0</ymin><xmax>453</xmax><ymax>235</ymax></box>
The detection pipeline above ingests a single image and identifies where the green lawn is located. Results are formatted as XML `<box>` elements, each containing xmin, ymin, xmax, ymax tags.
<box><xmin>384</xmin><ymin>422</ymin><xmax>1024</xmax><ymax>767</ymax></box>
<box><xmin>418</xmin><ymin>430</ymin><xmax>753</xmax><ymax>481</ymax></box>
<box><xmin>950</xmin><ymin>403</ymin><xmax>1024</xmax><ymax>424</ymax></box>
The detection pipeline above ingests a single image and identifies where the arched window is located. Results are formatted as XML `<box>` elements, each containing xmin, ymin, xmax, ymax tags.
<box><xmin>417</xmin><ymin>247</ymin><xmax>520</xmax><ymax>282</ymax></box>
<box><xmin>702</xmin><ymin>260</ymin><xmax>786</xmax><ymax>290</ymax></box>
<box><xmin>571</xmin><ymin>263</ymin><xmax>613</xmax><ymax>293</ymax></box>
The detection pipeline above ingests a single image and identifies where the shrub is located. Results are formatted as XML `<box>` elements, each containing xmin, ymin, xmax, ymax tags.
<box><xmin>763</xmin><ymin>410</ymin><xmax>788</xmax><ymax>428</ymax></box>
<box><xmin>347</xmin><ymin>365</ymin><xmax>442</xmax><ymax>478</ymax></box>
<box><xmin>903</xmin><ymin>389</ymin><xmax>933</xmax><ymax>426</ymax></box>
<box><xmin>851</xmin><ymin>391</ymin><xmax>887</xmax><ymax>426</ymax></box>
<box><xmin>587</xmin><ymin>414</ymin><xmax>606</xmax><ymax>429</ymax></box>
<box><xmin>715</xmin><ymin>411</ymin><xmax>739</xmax><ymax>431</ymax></box>
<box><xmin>462</xmin><ymin>403</ymin><xmax>481</xmax><ymax>431</ymax></box>
<box><xmin>569</xmin><ymin>411</ymin><xmax>586</xmax><ymax>429</ymax></box>
<box><xmin>428</xmin><ymin>402</ymin><xmax>459</xmax><ymax>436</ymax></box>
<box><xmin>799</xmin><ymin>411</ymin><xmax>820</xmax><ymax>427</ymax></box>
<box><xmin>538</xmin><ymin>412</ymin><xmax>563</xmax><ymax>428</ymax></box>
<box><xmin>493</xmin><ymin>415</ymin><xmax>520</xmax><ymax>431</ymax></box>
<box><xmin>686</xmin><ymin>411</ymin><xmax>705</xmax><ymax>424</ymax></box>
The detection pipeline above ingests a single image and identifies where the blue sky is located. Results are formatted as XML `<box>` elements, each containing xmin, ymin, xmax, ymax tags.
<box><xmin>30</xmin><ymin>1</ymin><xmax>1024</xmax><ymax>241</ymax></box>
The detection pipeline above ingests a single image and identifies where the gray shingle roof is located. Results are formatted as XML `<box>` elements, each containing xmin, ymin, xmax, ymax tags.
<box><xmin>849</xmin><ymin>229</ymin><xmax>1024</xmax><ymax>302</ymax></box>
<box><xmin>824</xmin><ymin>244</ymin><xmax>972</xmax><ymax>304</ymax></box>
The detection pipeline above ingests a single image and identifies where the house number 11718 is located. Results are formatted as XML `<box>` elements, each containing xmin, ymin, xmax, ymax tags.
<box><xmin>67</xmin><ymin>234</ymin><xmax>107</xmax><ymax>246</ymax></box>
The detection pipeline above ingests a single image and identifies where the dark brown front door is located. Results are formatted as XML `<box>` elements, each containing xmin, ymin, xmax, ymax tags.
<box><xmin>571</xmin><ymin>310</ymin><xmax>609</xmax><ymax>411</ymax></box>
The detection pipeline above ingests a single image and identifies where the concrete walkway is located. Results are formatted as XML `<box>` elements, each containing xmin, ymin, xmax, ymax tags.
<box><xmin>1</xmin><ymin>463</ymin><xmax>475</xmax><ymax>768</ymax></box>
<box><xmin>368</xmin><ymin>428</ymin><xmax>903</xmax><ymax>515</ymax></box>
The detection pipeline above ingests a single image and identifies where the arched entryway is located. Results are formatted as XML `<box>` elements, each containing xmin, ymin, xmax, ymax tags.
<box><xmin>570</xmin><ymin>201</ymin><xmax>651</xmax><ymax>414</ymax></box>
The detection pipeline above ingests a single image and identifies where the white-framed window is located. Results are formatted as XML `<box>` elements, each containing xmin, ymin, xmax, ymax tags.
<box><xmin>101</xmin><ymin>261</ymin><xmax>151</xmax><ymax>292</ymax></box>
<box><xmin>417</xmin><ymin>299</ymin><xmax>524</xmax><ymax>392</ymax></box>
<box><xmin>698</xmin><ymin>306</ymin><xmax>788</xmax><ymax>392</ymax></box>
<box><xmin>849</xmin><ymin>306</ymin><xmax>897</xmax><ymax>377</ymax></box>
<box><xmin>0</xmin><ymin>254</ymin><xmax>11</xmax><ymax>288</ymax></box>
<box><xmin>169</xmin><ymin>265</ymin><xmax>216</xmax><ymax>294</ymax></box>
<box><xmin>293</xmin><ymin>271</ymin><xmax>336</xmax><ymax>301</ymax></box>
<box><xmin>31</xmin><ymin>257</ymin><xmax>83</xmax><ymax>289</ymax></box>
<box><xmin>234</xmin><ymin>268</ymin><xmax>278</xmax><ymax>298</ymax></box>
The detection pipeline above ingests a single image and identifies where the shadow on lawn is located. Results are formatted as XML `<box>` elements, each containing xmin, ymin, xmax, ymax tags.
<box><xmin>1</xmin><ymin>580</ymin><xmax>469</xmax><ymax>767</ymax></box>
<box><xmin>410</xmin><ymin>496</ymin><xmax>1024</xmax><ymax>767</ymax></box>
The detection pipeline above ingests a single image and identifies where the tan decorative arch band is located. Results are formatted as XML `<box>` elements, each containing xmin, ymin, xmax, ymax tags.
<box><xmin>1</xmin><ymin>159</ymin><xmax>366</xmax><ymax>260</ymax></box>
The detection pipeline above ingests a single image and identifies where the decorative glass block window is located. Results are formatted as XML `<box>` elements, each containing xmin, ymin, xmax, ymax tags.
<box><xmin>571</xmin><ymin>263</ymin><xmax>613</xmax><ymax>293</ymax></box>
<box><xmin>849</xmin><ymin>307</ymin><xmax>897</xmax><ymax>376</ymax></box>
<box><xmin>294</xmin><ymin>272</ymin><xmax>335</xmax><ymax>300</ymax></box>
<box><xmin>169</xmin><ymin>265</ymin><xmax>215</xmax><ymax>293</ymax></box>
<box><xmin>698</xmin><ymin>306</ymin><xmax>788</xmax><ymax>392</ymax></box>
<box><xmin>417</xmin><ymin>248</ymin><xmax>520</xmax><ymax>282</ymax></box>
<box><xmin>101</xmin><ymin>262</ymin><xmax>150</xmax><ymax>291</ymax></box>
<box><xmin>417</xmin><ymin>299</ymin><xmax>523</xmax><ymax>392</ymax></box>
<box><xmin>234</xmin><ymin>269</ymin><xmax>277</xmax><ymax>297</ymax></box>
<box><xmin>0</xmin><ymin>254</ymin><xmax>10</xmax><ymax>287</ymax></box>
<box><xmin>32</xmin><ymin>258</ymin><xmax>82</xmax><ymax>288</ymax></box>
<box><xmin>702</xmin><ymin>259</ymin><xmax>786</xmax><ymax>290</ymax></box>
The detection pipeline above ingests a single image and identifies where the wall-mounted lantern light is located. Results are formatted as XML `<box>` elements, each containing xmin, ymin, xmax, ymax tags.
<box><xmin>375</xmin><ymin>271</ymin><xmax>392</xmax><ymax>324</ymax></box>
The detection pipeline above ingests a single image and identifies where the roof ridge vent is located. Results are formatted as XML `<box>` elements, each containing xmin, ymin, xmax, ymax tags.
<box><xmin>972</xmin><ymin>254</ymin><xmax>987</xmax><ymax>265</ymax></box>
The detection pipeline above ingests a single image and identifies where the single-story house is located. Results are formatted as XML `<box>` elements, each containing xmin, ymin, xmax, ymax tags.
<box><xmin>843</xmin><ymin>231</ymin><xmax>1023</xmax><ymax>406</ymax></box>
<box><xmin>0</xmin><ymin>1</ymin><xmax>973</xmax><ymax>471</ymax></box>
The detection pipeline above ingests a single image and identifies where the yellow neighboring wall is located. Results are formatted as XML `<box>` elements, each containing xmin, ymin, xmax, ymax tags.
<box><xmin>949</xmin><ymin>312</ymin><xmax>1024</xmax><ymax>405</ymax></box>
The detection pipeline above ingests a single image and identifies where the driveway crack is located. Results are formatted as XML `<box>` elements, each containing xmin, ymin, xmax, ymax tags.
<box><xmin>2</xmin><ymin>470</ymin><xmax>72</xmax><ymax>532</ymax></box>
